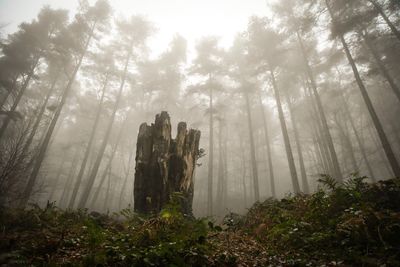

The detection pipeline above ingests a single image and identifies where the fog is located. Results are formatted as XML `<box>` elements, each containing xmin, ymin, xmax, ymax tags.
<box><xmin>0</xmin><ymin>0</ymin><xmax>399</xmax><ymax>218</ymax></box>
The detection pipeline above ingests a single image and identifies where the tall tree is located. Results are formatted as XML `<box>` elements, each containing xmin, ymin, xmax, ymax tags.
<box><xmin>90</xmin><ymin>111</ymin><xmax>129</xmax><ymax>207</ymax></box>
<box><xmin>360</xmin><ymin>30</ymin><xmax>400</xmax><ymax>102</ymax></box>
<box><xmin>226</xmin><ymin>36</ymin><xmax>261</xmax><ymax>201</ymax></box>
<box><xmin>285</xmin><ymin>93</ymin><xmax>310</xmax><ymax>193</ymax></box>
<box><xmin>189</xmin><ymin>37</ymin><xmax>224</xmax><ymax>215</ymax></box>
<box><xmin>247</xmin><ymin>17</ymin><xmax>301</xmax><ymax>193</ymax></box>
<box><xmin>326</xmin><ymin>0</ymin><xmax>400</xmax><ymax>178</ymax></box>
<box><xmin>20</xmin><ymin>0</ymin><xmax>111</xmax><ymax>206</ymax></box>
<box><xmin>257</xmin><ymin>90</ymin><xmax>276</xmax><ymax>197</ymax></box>
<box><xmin>77</xmin><ymin>15</ymin><xmax>153</xmax><ymax>209</ymax></box>
<box><xmin>0</xmin><ymin>7</ymin><xmax>68</xmax><ymax>139</ymax></box>
<box><xmin>367</xmin><ymin>0</ymin><xmax>400</xmax><ymax>41</ymax></box>
<box><xmin>68</xmin><ymin>47</ymin><xmax>115</xmax><ymax>208</ymax></box>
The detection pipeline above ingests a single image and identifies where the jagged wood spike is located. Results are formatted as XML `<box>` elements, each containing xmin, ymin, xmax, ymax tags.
<box><xmin>134</xmin><ymin>111</ymin><xmax>201</xmax><ymax>214</ymax></box>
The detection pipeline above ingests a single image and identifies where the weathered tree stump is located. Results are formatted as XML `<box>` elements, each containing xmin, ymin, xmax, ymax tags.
<box><xmin>134</xmin><ymin>111</ymin><xmax>201</xmax><ymax>215</ymax></box>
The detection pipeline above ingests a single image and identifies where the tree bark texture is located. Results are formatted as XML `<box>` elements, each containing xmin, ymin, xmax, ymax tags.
<box><xmin>134</xmin><ymin>111</ymin><xmax>201</xmax><ymax>215</ymax></box>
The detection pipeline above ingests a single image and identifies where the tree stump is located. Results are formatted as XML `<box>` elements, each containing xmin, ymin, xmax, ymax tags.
<box><xmin>134</xmin><ymin>111</ymin><xmax>201</xmax><ymax>215</ymax></box>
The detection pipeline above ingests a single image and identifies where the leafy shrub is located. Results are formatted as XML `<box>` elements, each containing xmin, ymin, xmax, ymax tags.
<box><xmin>242</xmin><ymin>175</ymin><xmax>400</xmax><ymax>266</ymax></box>
<box><xmin>1</xmin><ymin>176</ymin><xmax>400</xmax><ymax>266</ymax></box>
<box><xmin>0</xmin><ymin>194</ymin><xmax>213</xmax><ymax>266</ymax></box>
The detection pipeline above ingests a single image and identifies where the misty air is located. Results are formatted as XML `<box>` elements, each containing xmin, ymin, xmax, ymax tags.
<box><xmin>0</xmin><ymin>0</ymin><xmax>400</xmax><ymax>266</ymax></box>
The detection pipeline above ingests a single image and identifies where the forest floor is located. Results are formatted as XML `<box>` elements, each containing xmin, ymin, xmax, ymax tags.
<box><xmin>1</xmin><ymin>176</ymin><xmax>400</xmax><ymax>266</ymax></box>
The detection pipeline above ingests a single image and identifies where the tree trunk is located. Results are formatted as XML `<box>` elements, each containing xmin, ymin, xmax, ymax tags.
<box><xmin>244</xmin><ymin>90</ymin><xmax>260</xmax><ymax>201</ymax></box>
<box><xmin>269</xmin><ymin>68</ymin><xmax>300</xmax><ymax>193</ymax></box>
<box><xmin>222</xmin><ymin>129</ymin><xmax>228</xmax><ymax>210</ymax></box>
<box><xmin>207</xmin><ymin>77</ymin><xmax>214</xmax><ymax>216</ymax></box>
<box><xmin>20</xmin><ymin>22</ymin><xmax>97</xmax><ymax>207</ymax></box>
<box><xmin>296</xmin><ymin>31</ymin><xmax>342</xmax><ymax>182</ymax></box>
<box><xmin>303</xmin><ymin>76</ymin><xmax>335</xmax><ymax>175</ymax></box>
<box><xmin>59</xmin><ymin>148</ymin><xmax>81</xmax><ymax>208</ymax></box>
<box><xmin>238</xmin><ymin>132</ymin><xmax>248</xmax><ymax>207</ymax></box>
<box><xmin>77</xmin><ymin>52</ymin><xmax>129</xmax><ymax>209</ymax></box>
<box><xmin>302</xmin><ymin>79</ymin><xmax>331</xmax><ymax>174</ymax></box>
<box><xmin>334</xmin><ymin>116</ymin><xmax>358</xmax><ymax>173</ymax></box>
<box><xmin>311</xmin><ymin>135</ymin><xmax>326</xmax><ymax>173</ymax></box>
<box><xmin>22</xmin><ymin>74</ymin><xmax>59</xmax><ymax>155</ymax></box>
<box><xmin>48</xmin><ymin>152</ymin><xmax>68</xmax><ymax>201</ymax></box>
<box><xmin>361</xmin><ymin>30</ymin><xmax>400</xmax><ymax>103</ymax></box>
<box><xmin>368</xmin><ymin>0</ymin><xmax>400</xmax><ymax>41</ymax></box>
<box><xmin>286</xmin><ymin>94</ymin><xmax>310</xmax><ymax>194</ymax></box>
<box><xmin>216</xmin><ymin>119</ymin><xmax>224</xmax><ymax>213</ymax></box>
<box><xmin>368</xmin><ymin>125</ymin><xmax>393</xmax><ymax>176</ymax></box>
<box><xmin>0</xmin><ymin>75</ymin><xmax>19</xmax><ymax>111</ymax></box>
<box><xmin>257</xmin><ymin>90</ymin><xmax>276</xmax><ymax>197</ymax></box>
<box><xmin>326</xmin><ymin>0</ymin><xmax>400</xmax><ymax>178</ymax></box>
<box><xmin>68</xmin><ymin>74</ymin><xmax>109</xmax><ymax>208</ymax></box>
<box><xmin>118</xmin><ymin>145</ymin><xmax>135</xmax><ymax>210</ymax></box>
<box><xmin>90</xmin><ymin>114</ymin><xmax>128</xmax><ymax>207</ymax></box>
<box><xmin>0</xmin><ymin>58</ymin><xmax>40</xmax><ymax>140</ymax></box>
<box><xmin>134</xmin><ymin>112</ymin><xmax>201</xmax><ymax>215</ymax></box>
<box><xmin>102</xmin><ymin>165</ymin><xmax>112</xmax><ymax>211</ymax></box>
<box><xmin>90</xmin><ymin>160</ymin><xmax>111</xmax><ymax>208</ymax></box>
<box><xmin>338</xmin><ymin>91</ymin><xmax>375</xmax><ymax>178</ymax></box>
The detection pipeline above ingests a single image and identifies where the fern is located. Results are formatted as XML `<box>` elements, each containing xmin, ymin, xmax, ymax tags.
<box><xmin>318</xmin><ymin>174</ymin><xmax>338</xmax><ymax>190</ymax></box>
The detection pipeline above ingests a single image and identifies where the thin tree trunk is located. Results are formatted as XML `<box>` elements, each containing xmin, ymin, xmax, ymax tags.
<box><xmin>326</xmin><ymin>0</ymin><xmax>400</xmax><ymax>178</ymax></box>
<box><xmin>296</xmin><ymin>31</ymin><xmax>342</xmax><ymax>181</ymax></box>
<box><xmin>48</xmin><ymin>152</ymin><xmax>68</xmax><ymax>201</ymax></box>
<box><xmin>257</xmin><ymin>90</ymin><xmax>276</xmax><ymax>197</ymax></box>
<box><xmin>0</xmin><ymin>58</ymin><xmax>40</xmax><ymax>139</ymax></box>
<box><xmin>361</xmin><ymin>30</ymin><xmax>400</xmax><ymax>102</ymax></box>
<box><xmin>216</xmin><ymin>119</ymin><xmax>224</xmax><ymax>212</ymax></box>
<box><xmin>362</xmin><ymin>33</ymin><xmax>400</xmax><ymax>102</ymax></box>
<box><xmin>60</xmin><ymin>148</ymin><xmax>80</xmax><ymax>208</ymax></box>
<box><xmin>102</xmin><ymin>165</ymin><xmax>112</xmax><ymax>211</ymax></box>
<box><xmin>0</xmin><ymin>75</ymin><xmax>19</xmax><ymax>110</ymax></box>
<box><xmin>390</xmin><ymin>121</ymin><xmax>400</xmax><ymax>148</ymax></box>
<box><xmin>244</xmin><ymin>90</ymin><xmax>260</xmax><ymax>201</ymax></box>
<box><xmin>59</xmin><ymin>149</ymin><xmax>80</xmax><ymax>208</ymax></box>
<box><xmin>20</xmin><ymin>21</ymin><xmax>97</xmax><ymax>207</ymax></box>
<box><xmin>77</xmin><ymin>44</ymin><xmax>132</xmax><ymax>209</ymax></box>
<box><xmin>286</xmin><ymin>94</ymin><xmax>310</xmax><ymax>194</ymax></box>
<box><xmin>91</xmin><ymin>164</ymin><xmax>110</xmax><ymax>208</ymax></box>
<box><xmin>367</xmin><ymin>125</ymin><xmax>393</xmax><ymax>177</ymax></box>
<box><xmin>269</xmin><ymin>68</ymin><xmax>300</xmax><ymax>193</ymax></box>
<box><xmin>338</xmin><ymin>91</ymin><xmax>375</xmax><ymax>178</ymax></box>
<box><xmin>207</xmin><ymin>75</ymin><xmax>214</xmax><ymax>216</ymax></box>
<box><xmin>317</xmin><ymin>131</ymin><xmax>332</xmax><ymax>174</ymax></box>
<box><xmin>222</xmin><ymin>131</ymin><xmax>228</xmax><ymax>210</ymax></box>
<box><xmin>90</xmin><ymin>115</ymin><xmax>127</xmax><ymax>207</ymax></box>
<box><xmin>21</xmin><ymin>74</ymin><xmax>59</xmax><ymax>155</ymax></box>
<box><xmin>68</xmin><ymin>74</ymin><xmax>109</xmax><ymax>208</ymax></box>
<box><xmin>302</xmin><ymin>80</ymin><xmax>331</xmax><ymax>174</ymax></box>
<box><xmin>310</xmin><ymin>138</ymin><xmax>325</xmax><ymax>174</ymax></box>
<box><xmin>118</xmin><ymin>145</ymin><xmax>135</xmax><ymax>210</ymax></box>
<box><xmin>368</xmin><ymin>0</ymin><xmax>400</xmax><ymax>41</ymax></box>
<box><xmin>303</xmin><ymin>77</ymin><xmax>334</xmax><ymax>175</ymax></box>
<box><xmin>238</xmin><ymin>132</ymin><xmax>248</xmax><ymax>207</ymax></box>
<box><xmin>335</xmin><ymin>116</ymin><xmax>358</xmax><ymax>173</ymax></box>
<box><xmin>242</xmin><ymin>164</ymin><xmax>247</xmax><ymax>208</ymax></box>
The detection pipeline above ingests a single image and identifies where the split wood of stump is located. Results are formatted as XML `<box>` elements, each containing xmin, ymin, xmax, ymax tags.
<box><xmin>134</xmin><ymin>111</ymin><xmax>201</xmax><ymax>215</ymax></box>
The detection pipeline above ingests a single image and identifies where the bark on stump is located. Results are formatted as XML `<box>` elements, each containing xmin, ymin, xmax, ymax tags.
<box><xmin>134</xmin><ymin>111</ymin><xmax>201</xmax><ymax>215</ymax></box>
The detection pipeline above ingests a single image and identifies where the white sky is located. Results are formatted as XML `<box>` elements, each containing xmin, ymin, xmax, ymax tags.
<box><xmin>0</xmin><ymin>0</ymin><xmax>270</xmax><ymax>55</ymax></box>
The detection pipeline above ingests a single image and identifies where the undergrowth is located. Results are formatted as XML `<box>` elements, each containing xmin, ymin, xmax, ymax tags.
<box><xmin>240</xmin><ymin>175</ymin><xmax>400</xmax><ymax>266</ymax></box>
<box><xmin>0</xmin><ymin>176</ymin><xmax>399</xmax><ymax>266</ymax></box>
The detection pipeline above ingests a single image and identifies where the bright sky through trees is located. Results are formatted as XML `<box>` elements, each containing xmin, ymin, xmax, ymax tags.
<box><xmin>0</xmin><ymin>0</ymin><xmax>269</xmax><ymax>55</ymax></box>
